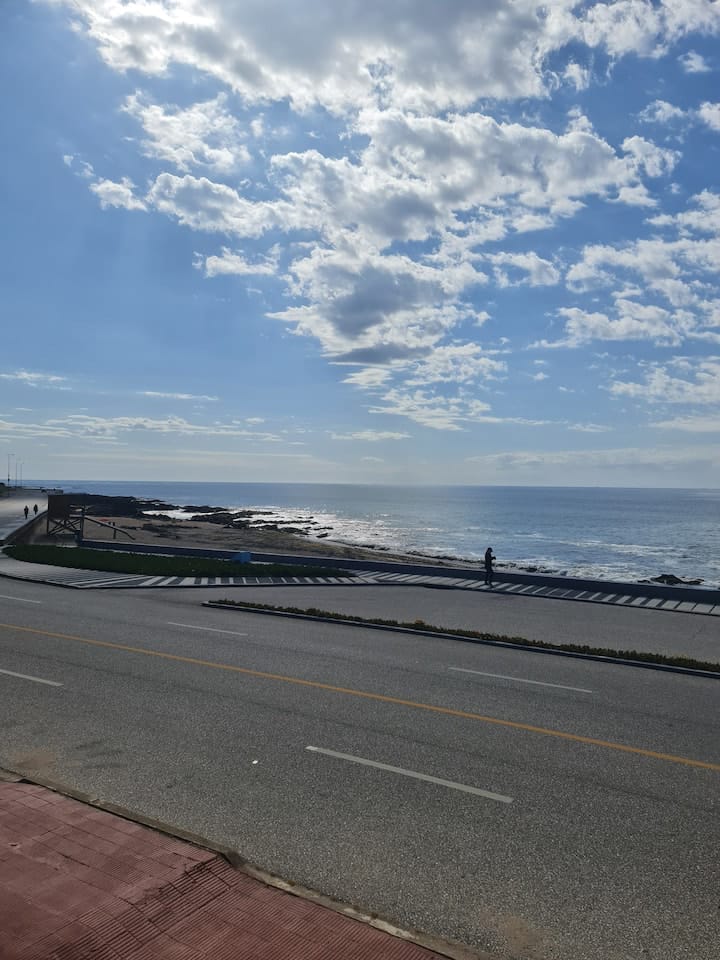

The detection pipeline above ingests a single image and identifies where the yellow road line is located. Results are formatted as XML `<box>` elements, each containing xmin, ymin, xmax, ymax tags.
<box><xmin>3</xmin><ymin>621</ymin><xmax>719</xmax><ymax>772</ymax></box>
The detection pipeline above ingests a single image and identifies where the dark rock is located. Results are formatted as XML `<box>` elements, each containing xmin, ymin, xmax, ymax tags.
<box><xmin>651</xmin><ymin>573</ymin><xmax>704</xmax><ymax>586</ymax></box>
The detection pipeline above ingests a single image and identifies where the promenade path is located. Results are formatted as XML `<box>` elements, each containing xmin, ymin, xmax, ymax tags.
<box><xmin>1</xmin><ymin>551</ymin><xmax>719</xmax><ymax>617</ymax></box>
<box><xmin>0</xmin><ymin>489</ymin><xmax>47</xmax><ymax>544</ymax></box>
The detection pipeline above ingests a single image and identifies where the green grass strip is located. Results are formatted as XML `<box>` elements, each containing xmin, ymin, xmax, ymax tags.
<box><xmin>4</xmin><ymin>545</ymin><xmax>352</xmax><ymax>580</ymax></box>
<box><xmin>210</xmin><ymin>598</ymin><xmax>720</xmax><ymax>674</ymax></box>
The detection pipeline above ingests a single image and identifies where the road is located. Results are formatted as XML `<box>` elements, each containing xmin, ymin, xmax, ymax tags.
<box><xmin>0</xmin><ymin>579</ymin><xmax>718</xmax><ymax>960</ymax></box>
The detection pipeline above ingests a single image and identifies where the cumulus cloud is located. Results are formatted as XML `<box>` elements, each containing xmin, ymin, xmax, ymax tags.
<box><xmin>610</xmin><ymin>357</ymin><xmax>720</xmax><ymax>404</ymax></box>
<box><xmin>552</xmin><ymin>302</ymin><xmax>688</xmax><ymax>346</ymax></box>
<box><xmin>43</xmin><ymin>1</ymin><xmax>720</xmax><ymax>113</ymax></box>
<box><xmin>90</xmin><ymin>177</ymin><xmax>147</xmax><ymax>211</ymax></box>
<box><xmin>39</xmin><ymin>0</ymin><xmax>720</xmax><ymax>436</ymax></box>
<box><xmin>555</xmin><ymin>191</ymin><xmax>720</xmax><ymax>347</ymax></box>
<box><xmin>123</xmin><ymin>93</ymin><xmax>251</xmax><ymax>172</ymax></box>
<box><xmin>698</xmin><ymin>101</ymin><xmax>720</xmax><ymax>131</ymax></box>
<box><xmin>402</xmin><ymin>345</ymin><xmax>507</xmax><ymax>386</ymax></box>
<box><xmin>639</xmin><ymin>99</ymin><xmax>687</xmax><ymax>124</ymax></box>
<box><xmin>369</xmin><ymin>388</ymin><xmax>491</xmax><ymax>431</ymax></box>
<box><xmin>196</xmin><ymin>246</ymin><xmax>280</xmax><ymax>277</ymax></box>
<box><xmin>679</xmin><ymin>50</ymin><xmax>712</xmax><ymax>73</ymax></box>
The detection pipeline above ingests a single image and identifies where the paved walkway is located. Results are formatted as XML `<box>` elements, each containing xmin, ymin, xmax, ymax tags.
<box><xmin>0</xmin><ymin>490</ymin><xmax>47</xmax><ymax>544</ymax></box>
<box><xmin>1</xmin><ymin>553</ymin><xmax>719</xmax><ymax>617</ymax></box>
<box><xmin>0</xmin><ymin>778</ymin><xmax>455</xmax><ymax>960</ymax></box>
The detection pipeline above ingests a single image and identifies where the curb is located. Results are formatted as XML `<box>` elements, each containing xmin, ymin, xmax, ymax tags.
<box><xmin>203</xmin><ymin>601</ymin><xmax>720</xmax><ymax>680</ymax></box>
<box><xmin>0</xmin><ymin>766</ymin><xmax>483</xmax><ymax>960</ymax></box>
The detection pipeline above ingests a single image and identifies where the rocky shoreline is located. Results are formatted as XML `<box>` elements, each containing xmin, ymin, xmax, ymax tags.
<box><xmin>50</xmin><ymin>494</ymin><xmax>708</xmax><ymax>586</ymax></box>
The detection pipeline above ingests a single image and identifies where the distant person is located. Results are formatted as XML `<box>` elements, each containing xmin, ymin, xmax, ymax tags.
<box><xmin>23</xmin><ymin>505</ymin><xmax>29</xmax><ymax>520</ymax></box>
<box><xmin>484</xmin><ymin>546</ymin><xmax>496</xmax><ymax>586</ymax></box>
<box><xmin>33</xmin><ymin>503</ymin><xmax>38</xmax><ymax>515</ymax></box>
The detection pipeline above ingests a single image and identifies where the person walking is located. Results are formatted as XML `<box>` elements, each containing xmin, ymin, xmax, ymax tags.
<box><xmin>33</xmin><ymin>503</ymin><xmax>38</xmax><ymax>515</ymax></box>
<box><xmin>484</xmin><ymin>546</ymin><xmax>496</xmax><ymax>586</ymax></box>
<box><xmin>23</xmin><ymin>505</ymin><xmax>29</xmax><ymax>520</ymax></box>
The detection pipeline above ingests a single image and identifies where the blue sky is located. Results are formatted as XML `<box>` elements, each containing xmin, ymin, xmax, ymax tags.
<box><xmin>2</xmin><ymin>0</ymin><xmax>720</xmax><ymax>487</ymax></box>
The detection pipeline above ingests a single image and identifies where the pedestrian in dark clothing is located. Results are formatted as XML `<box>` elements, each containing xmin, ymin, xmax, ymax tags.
<box><xmin>23</xmin><ymin>505</ymin><xmax>29</xmax><ymax>520</ymax></box>
<box><xmin>33</xmin><ymin>504</ymin><xmax>38</xmax><ymax>515</ymax></box>
<box><xmin>484</xmin><ymin>546</ymin><xmax>496</xmax><ymax>586</ymax></box>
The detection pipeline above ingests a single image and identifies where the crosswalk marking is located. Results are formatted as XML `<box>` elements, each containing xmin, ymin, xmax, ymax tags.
<box><xmin>1</xmin><ymin>562</ymin><xmax>716</xmax><ymax>617</ymax></box>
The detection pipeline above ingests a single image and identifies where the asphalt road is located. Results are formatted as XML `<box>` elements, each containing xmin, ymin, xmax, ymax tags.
<box><xmin>0</xmin><ymin>580</ymin><xmax>718</xmax><ymax>960</ymax></box>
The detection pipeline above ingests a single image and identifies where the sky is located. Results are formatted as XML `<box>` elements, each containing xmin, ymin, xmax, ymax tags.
<box><xmin>2</xmin><ymin>0</ymin><xmax>720</xmax><ymax>488</ymax></box>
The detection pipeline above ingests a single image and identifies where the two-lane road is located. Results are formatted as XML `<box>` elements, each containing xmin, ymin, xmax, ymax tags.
<box><xmin>0</xmin><ymin>580</ymin><xmax>718</xmax><ymax>959</ymax></box>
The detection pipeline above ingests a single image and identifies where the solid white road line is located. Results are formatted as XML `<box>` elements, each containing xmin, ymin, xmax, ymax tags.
<box><xmin>449</xmin><ymin>666</ymin><xmax>592</xmax><ymax>694</ymax></box>
<box><xmin>0</xmin><ymin>595</ymin><xmax>42</xmax><ymax>604</ymax></box>
<box><xmin>305</xmin><ymin>746</ymin><xmax>513</xmax><ymax>804</ymax></box>
<box><xmin>167</xmin><ymin>622</ymin><xmax>248</xmax><ymax>637</ymax></box>
<box><xmin>0</xmin><ymin>668</ymin><xmax>62</xmax><ymax>687</ymax></box>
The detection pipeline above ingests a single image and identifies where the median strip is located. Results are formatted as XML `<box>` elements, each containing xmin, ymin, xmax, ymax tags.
<box><xmin>205</xmin><ymin>599</ymin><xmax>720</xmax><ymax>677</ymax></box>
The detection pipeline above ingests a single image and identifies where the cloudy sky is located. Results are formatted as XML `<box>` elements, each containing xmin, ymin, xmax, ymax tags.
<box><xmin>2</xmin><ymin>0</ymin><xmax>720</xmax><ymax>487</ymax></box>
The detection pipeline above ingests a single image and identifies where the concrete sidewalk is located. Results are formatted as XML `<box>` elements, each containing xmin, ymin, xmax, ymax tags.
<box><xmin>0</xmin><ymin>778</ymin><xmax>461</xmax><ymax>960</ymax></box>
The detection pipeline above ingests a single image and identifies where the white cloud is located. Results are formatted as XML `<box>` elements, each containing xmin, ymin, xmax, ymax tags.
<box><xmin>652</xmin><ymin>414</ymin><xmax>720</xmax><ymax>431</ymax></box>
<box><xmin>329</xmin><ymin>430</ymin><xmax>410</xmax><ymax>441</ymax></box>
<box><xmin>0</xmin><ymin>370</ymin><xmax>67</xmax><ymax>387</ymax></box>
<box><xmin>44</xmin><ymin>1</ymin><xmax>720</xmax><ymax>114</ymax></box>
<box><xmin>403</xmin><ymin>345</ymin><xmax>507</xmax><ymax>386</ymax></box>
<box><xmin>45</xmin><ymin>414</ymin><xmax>284</xmax><ymax>441</ymax></box>
<box><xmin>567</xmin><ymin>422</ymin><xmax>612</xmax><ymax>432</ymax></box>
<box><xmin>196</xmin><ymin>246</ymin><xmax>280</xmax><ymax>277</ymax></box>
<box><xmin>547</xmin><ymin>301</ymin><xmax>689</xmax><ymax>347</ymax></box>
<box><xmin>123</xmin><ymin>93</ymin><xmax>251</xmax><ymax>172</ymax></box>
<box><xmin>610</xmin><ymin>358</ymin><xmax>720</xmax><ymax>404</ymax></box>
<box><xmin>141</xmin><ymin>391</ymin><xmax>219</xmax><ymax>401</ymax></box>
<box><xmin>679</xmin><ymin>50</ymin><xmax>712</xmax><ymax>73</ymax></box>
<box><xmin>621</xmin><ymin>136</ymin><xmax>679</xmax><ymax>179</ymax></box>
<box><xmin>270</xmin><ymin>245</ymin><xmax>481</xmax><ymax>361</ymax></box>
<box><xmin>558</xmin><ymin>192</ymin><xmax>720</xmax><ymax>347</ymax></box>
<box><xmin>369</xmin><ymin>388</ymin><xmax>491</xmax><ymax>431</ymax></box>
<box><xmin>342</xmin><ymin>367</ymin><xmax>393</xmax><ymax>389</ymax></box>
<box><xmin>639</xmin><ymin>100</ymin><xmax>687</xmax><ymax>124</ymax></box>
<box><xmin>563</xmin><ymin>62</ymin><xmax>591</xmax><ymax>90</ymax></box>
<box><xmin>698</xmin><ymin>101</ymin><xmax>720</xmax><ymax>131</ymax></box>
<box><xmin>146</xmin><ymin>174</ymin><xmax>281</xmax><ymax>235</ymax></box>
<box><xmin>466</xmin><ymin>443</ymin><xmax>720</xmax><ymax>473</ymax></box>
<box><xmin>90</xmin><ymin>177</ymin><xmax>146</xmax><ymax>211</ymax></box>
<box><xmin>484</xmin><ymin>251</ymin><xmax>561</xmax><ymax>287</ymax></box>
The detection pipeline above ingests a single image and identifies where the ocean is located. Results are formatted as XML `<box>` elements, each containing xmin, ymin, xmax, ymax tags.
<box><xmin>37</xmin><ymin>481</ymin><xmax>720</xmax><ymax>586</ymax></box>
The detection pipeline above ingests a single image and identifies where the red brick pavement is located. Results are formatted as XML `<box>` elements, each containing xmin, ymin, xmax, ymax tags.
<box><xmin>0</xmin><ymin>782</ymin><xmax>451</xmax><ymax>960</ymax></box>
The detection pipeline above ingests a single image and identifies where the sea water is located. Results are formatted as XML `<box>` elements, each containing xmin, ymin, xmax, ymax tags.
<box><xmin>37</xmin><ymin>481</ymin><xmax>720</xmax><ymax>585</ymax></box>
